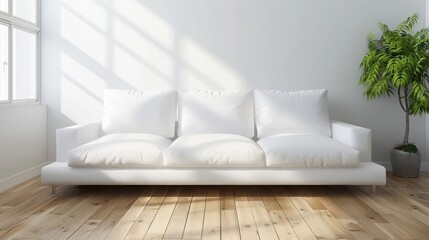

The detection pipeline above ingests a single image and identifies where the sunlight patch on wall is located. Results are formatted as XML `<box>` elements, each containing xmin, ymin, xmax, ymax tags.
<box><xmin>112</xmin><ymin>19</ymin><xmax>174</xmax><ymax>89</ymax></box>
<box><xmin>112</xmin><ymin>0</ymin><xmax>174</xmax><ymax>49</ymax></box>
<box><xmin>181</xmin><ymin>36</ymin><xmax>246</xmax><ymax>90</ymax></box>
<box><xmin>61</xmin><ymin>3</ymin><xmax>108</xmax><ymax>66</ymax></box>
<box><xmin>60</xmin><ymin>52</ymin><xmax>105</xmax><ymax>123</ymax></box>
<box><xmin>62</xmin><ymin>0</ymin><xmax>108</xmax><ymax>31</ymax></box>
<box><xmin>112</xmin><ymin>45</ymin><xmax>173</xmax><ymax>90</ymax></box>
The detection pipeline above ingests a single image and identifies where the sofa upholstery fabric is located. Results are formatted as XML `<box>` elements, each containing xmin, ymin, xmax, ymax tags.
<box><xmin>178</xmin><ymin>90</ymin><xmax>254</xmax><ymax>137</ymax></box>
<box><xmin>43</xmin><ymin>88</ymin><xmax>385</xmax><ymax>188</ymax></box>
<box><xmin>164</xmin><ymin>134</ymin><xmax>265</xmax><ymax>167</ymax></box>
<box><xmin>254</xmin><ymin>89</ymin><xmax>331</xmax><ymax>138</ymax></box>
<box><xmin>69</xmin><ymin>133</ymin><xmax>172</xmax><ymax>168</ymax></box>
<box><xmin>102</xmin><ymin>89</ymin><xmax>177</xmax><ymax>138</ymax></box>
<box><xmin>42</xmin><ymin>162</ymin><xmax>386</xmax><ymax>186</ymax></box>
<box><xmin>258</xmin><ymin>134</ymin><xmax>360</xmax><ymax>168</ymax></box>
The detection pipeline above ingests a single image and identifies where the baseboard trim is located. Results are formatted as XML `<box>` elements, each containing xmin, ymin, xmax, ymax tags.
<box><xmin>0</xmin><ymin>162</ymin><xmax>48</xmax><ymax>192</ymax></box>
<box><xmin>376</xmin><ymin>161</ymin><xmax>429</xmax><ymax>172</ymax></box>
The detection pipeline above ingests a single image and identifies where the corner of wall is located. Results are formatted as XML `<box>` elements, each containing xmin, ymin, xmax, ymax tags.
<box><xmin>0</xmin><ymin>162</ymin><xmax>48</xmax><ymax>192</ymax></box>
<box><xmin>0</xmin><ymin>105</ymin><xmax>48</xmax><ymax>192</ymax></box>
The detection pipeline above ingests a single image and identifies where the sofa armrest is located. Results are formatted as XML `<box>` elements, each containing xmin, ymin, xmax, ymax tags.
<box><xmin>56</xmin><ymin>122</ymin><xmax>101</xmax><ymax>162</ymax></box>
<box><xmin>331</xmin><ymin>121</ymin><xmax>372</xmax><ymax>162</ymax></box>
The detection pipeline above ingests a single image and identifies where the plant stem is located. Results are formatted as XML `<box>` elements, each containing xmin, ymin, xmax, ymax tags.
<box><xmin>404</xmin><ymin>111</ymin><xmax>410</xmax><ymax>145</ymax></box>
<box><xmin>398</xmin><ymin>88</ymin><xmax>407</xmax><ymax>112</ymax></box>
<box><xmin>403</xmin><ymin>86</ymin><xmax>410</xmax><ymax>145</ymax></box>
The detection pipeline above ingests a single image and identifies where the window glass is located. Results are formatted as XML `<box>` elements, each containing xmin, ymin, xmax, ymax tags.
<box><xmin>13</xmin><ymin>0</ymin><xmax>37</xmax><ymax>24</ymax></box>
<box><xmin>0</xmin><ymin>0</ymin><xmax>7</xmax><ymax>13</ymax></box>
<box><xmin>13</xmin><ymin>28</ymin><xmax>36</xmax><ymax>100</ymax></box>
<box><xmin>0</xmin><ymin>24</ymin><xmax>8</xmax><ymax>101</ymax></box>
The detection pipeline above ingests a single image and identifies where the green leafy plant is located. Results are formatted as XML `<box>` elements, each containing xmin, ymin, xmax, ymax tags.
<box><xmin>359</xmin><ymin>13</ymin><xmax>429</xmax><ymax>153</ymax></box>
<box><xmin>395</xmin><ymin>143</ymin><xmax>419</xmax><ymax>154</ymax></box>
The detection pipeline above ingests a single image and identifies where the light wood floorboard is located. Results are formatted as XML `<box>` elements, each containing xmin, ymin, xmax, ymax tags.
<box><xmin>0</xmin><ymin>172</ymin><xmax>428</xmax><ymax>239</ymax></box>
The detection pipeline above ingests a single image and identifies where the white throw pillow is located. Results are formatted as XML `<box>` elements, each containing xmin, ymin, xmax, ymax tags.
<box><xmin>254</xmin><ymin>89</ymin><xmax>331</xmax><ymax>138</ymax></box>
<box><xmin>178</xmin><ymin>90</ymin><xmax>254</xmax><ymax>137</ymax></box>
<box><xmin>102</xmin><ymin>89</ymin><xmax>176</xmax><ymax>138</ymax></box>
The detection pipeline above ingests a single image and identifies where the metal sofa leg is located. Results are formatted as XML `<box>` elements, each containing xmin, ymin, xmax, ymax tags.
<box><xmin>372</xmin><ymin>185</ymin><xmax>376</xmax><ymax>195</ymax></box>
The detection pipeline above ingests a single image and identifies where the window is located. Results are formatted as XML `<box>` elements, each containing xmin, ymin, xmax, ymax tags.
<box><xmin>0</xmin><ymin>23</ymin><xmax>8</xmax><ymax>101</ymax></box>
<box><xmin>13</xmin><ymin>0</ymin><xmax>37</xmax><ymax>24</ymax></box>
<box><xmin>0</xmin><ymin>0</ymin><xmax>7</xmax><ymax>13</ymax></box>
<box><xmin>13</xmin><ymin>28</ymin><xmax>36</xmax><ymax>100</ymax></box>
<box><xmin>0</xmin><ymin>0</ymin><xmax>39</xmax><ymax>104</ymax></box>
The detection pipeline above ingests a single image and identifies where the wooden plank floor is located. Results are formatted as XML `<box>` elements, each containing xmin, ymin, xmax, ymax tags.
<box><xmin>0</xmin><ymin>173</ymin><xmax>429</xmax><ymax>240</ymax></box>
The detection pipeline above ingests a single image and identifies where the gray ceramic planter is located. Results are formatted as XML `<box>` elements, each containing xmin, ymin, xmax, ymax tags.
<box><xmin>391</xmin><ymin>148</ymin><xmax>421</xmax><ymax>178</ymax></box>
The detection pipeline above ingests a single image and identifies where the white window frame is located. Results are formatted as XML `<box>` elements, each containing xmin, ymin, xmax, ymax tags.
<box><xmin>0</xmin><ymin>0</ymin><xmax>40</xmax><ymax>106</ymax></box>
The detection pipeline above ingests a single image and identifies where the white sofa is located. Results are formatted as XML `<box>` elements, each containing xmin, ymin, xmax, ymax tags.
<box><xmin>41</xmin><ymin>89</ymin><xmax>386</xmax><ymax>192</ymax></box>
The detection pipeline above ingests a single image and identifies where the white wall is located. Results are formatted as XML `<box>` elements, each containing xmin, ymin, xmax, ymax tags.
<box><xmin>41</xmin><ymin>0</ymin><xmax>427</xmax><ymax>165</ymax></box>
<box><xmin>422</xmin><ymin>0</ymin><xmax>429</xmax><ymax>171</ymax></box>
<box><xmin>0</xmin><ymin>105</ymin><xmax>47</xmax><ymax>191</ymax></box>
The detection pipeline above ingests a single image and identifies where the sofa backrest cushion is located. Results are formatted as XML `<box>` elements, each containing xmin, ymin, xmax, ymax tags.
<box><xmin>102</xmin><ymin>89</ymin><xmax>176</xmax><ymax>138</ymax></box>
<box><xmin>254</xmin><ymin>89</ymin><xmax>331</xmax><ymax>138</ymax></box>
<box><xmin>178</xmin><ymin>90</ymin><xmax>254</xmax><ymax>137</ymax></box>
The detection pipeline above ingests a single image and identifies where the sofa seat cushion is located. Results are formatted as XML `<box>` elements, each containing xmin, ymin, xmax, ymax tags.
<box><xmin>258</xmin><ymin>134</ymin><xmax>360</xmax><ymax>168</ymax></box>
<box><xmin>164</xmin><ymin>134</ymin><xmax>265</xmax><ymax>167</ymax></box>
<box><xmin>69</xmin><ymin>134</ymin><xmax>172</xmax><ymax>168</ymax></box>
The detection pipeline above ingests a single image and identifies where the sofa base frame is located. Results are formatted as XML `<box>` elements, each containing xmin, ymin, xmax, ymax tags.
<box><xmin>42</xmin><ymin>162</ymin><xmax>386</xmax><ymax>187</ymax></box>
<box><xmin>49</xmin><ymin>184</ymin><xmax>378</xmax><ymax>195</ymax></box>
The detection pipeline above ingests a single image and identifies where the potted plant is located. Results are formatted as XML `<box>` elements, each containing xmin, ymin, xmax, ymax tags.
<box><xmin>359</xmin><ymin>14</ymin><xmax>429</xmax><ymax>177</ymax></box>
